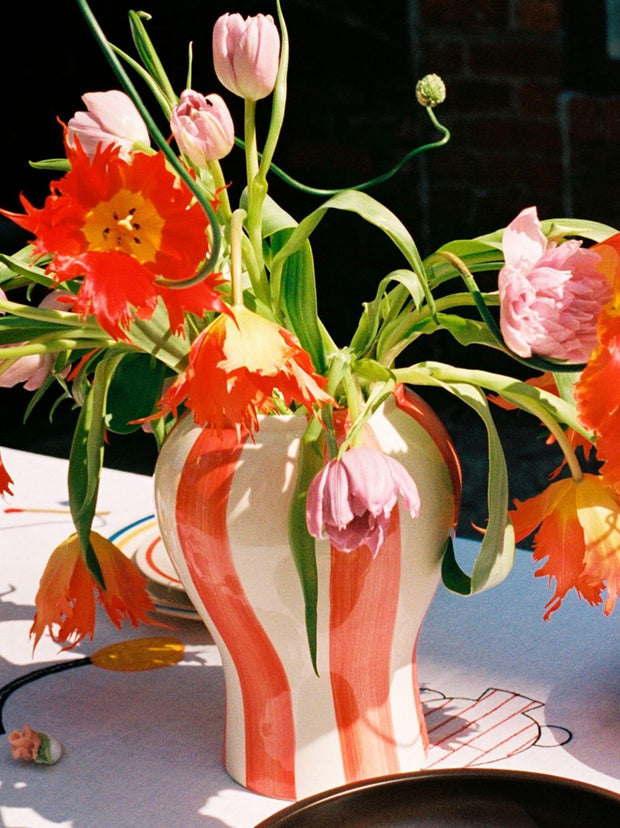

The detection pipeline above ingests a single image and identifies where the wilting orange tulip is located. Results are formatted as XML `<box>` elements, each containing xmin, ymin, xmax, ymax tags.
<box><xmin>510</xmin><ymin>474</ymin><xmax>620</xmax><ymax>619</ymax></box>
<box><xmin>31</xmin><ymin>532</ymin><xmax>158</xmax><ymax>650</ymax></box>
<box><xmin>160</xmin><ymin>304</ymin><xmax>333</xmax><ymax>433</ymax></box>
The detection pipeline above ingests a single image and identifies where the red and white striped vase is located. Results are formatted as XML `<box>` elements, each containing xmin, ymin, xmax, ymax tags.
<box><xmin>153</xmin><ymin>385</ymin><xmax>461</xmax><ymax>801</ymax></box>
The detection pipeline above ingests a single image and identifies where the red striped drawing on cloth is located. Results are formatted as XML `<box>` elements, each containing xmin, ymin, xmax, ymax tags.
<box><xmin>422</xmin><ymin>686</ymin><xmax>571</xmax><ymax>768</ymax></box>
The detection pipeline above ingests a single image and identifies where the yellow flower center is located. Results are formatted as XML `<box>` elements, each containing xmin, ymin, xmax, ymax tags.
<box><xmin>82</xmin><ymin>189</ymin><xmax>164</xmax><ymax>263</ymax></box>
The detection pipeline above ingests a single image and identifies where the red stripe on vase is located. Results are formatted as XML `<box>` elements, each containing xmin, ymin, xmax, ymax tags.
<box><xmin>175</xmin><ymin>427</ymin><xmax>296</xmax><ymax>799</ymax></box>
<box><xmin>329</xmin><ymin>507</ymin><xmax>403</xmax><ymax>781</ymax></box>
<box><xmin>394</xmin><ymin>384</ymin><xmax>462</xmax><ymax>525</ymax></box>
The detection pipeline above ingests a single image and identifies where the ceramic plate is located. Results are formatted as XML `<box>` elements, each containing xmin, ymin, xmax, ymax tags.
<box><xmin>110</xmin><ymin>516</ymin><xmax>201</xmax><ymax>620</ymax></box>
<box><xmin>256</xmin><ymin>769</ymin><xmax>620</xmax><ymax>827</ymax></box>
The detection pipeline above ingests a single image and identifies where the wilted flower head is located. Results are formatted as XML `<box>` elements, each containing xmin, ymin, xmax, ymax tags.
<box><xmin>67</xmin><ymin>90</ymin><xmax>150</xmax><ymax>159</ymax></box>
<box><xmin>30</xmin><ymin>531</ymin><xmax>157</xmax><ymax>650</ymax></box>
<box><xmin>499</xmin><ymin>206</ymin><xmax>611</xmax><ymax>362</ymax></box>
<box><xmin>306</xmin><ymin>447</ymin><xmax>421</xmax><ymax>557</ymax></box>
<box><xmin>212</xmin><ymin>12</ymin><xmax>280</xmax><ymax>100</ymax></box>
<box><xmin>171</xmin><ymin>90</ymin><xmax>235</xmax><ymax>165</ymax></box>
<box><xmin>510</xmin><ymin>474</ymin><xmax>620</xmax><ymax>618</ymax></box>
<box><xmin>9</xmin><ymin>725</ymin><xmax>62</xmax><ymax>764</ymax></box>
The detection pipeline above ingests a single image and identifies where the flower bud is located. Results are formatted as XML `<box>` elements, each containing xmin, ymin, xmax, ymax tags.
<box><xmin>212</xmin><ymin>13</ymin><xmax>280</xmax><ymax>101</ymax></box>
<box><xmin>170</xmin><ymin>90</ymin><xmax>235</xmax><ymax>166</ymax></box>
<box><xmin>67</xmin><ymin>90</ymin><xmax>150</xmax><ymax>159</ymax></box>
<box><xmin>415</xmin><ymin>74</ymin><xmax>446</xmax><ymax>107</ymax></box>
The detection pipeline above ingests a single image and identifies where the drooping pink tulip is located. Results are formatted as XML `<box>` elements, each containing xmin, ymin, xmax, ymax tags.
<box><xmin>170</xmin><ymin>90</ymin><xmax>235</xmax><ymax>166</ymax></box>
<box><xmin>67</xmin><ymin>90</ymin><xmax>150</xmax><ymax>159</ymax></box>
<box><xmin>498</xmin><ymin>206</ymin><xmax>611</xmax><ymax>362</ymax></box>
<box><xmin>306</xmin><ymin>447</ymin><xmax>420</xmax><ymax>556</ymax></box>
<box><xmin>212</xmin><ymin>13</ymin><xmax>280</xmax><ymax>101</ymax></box>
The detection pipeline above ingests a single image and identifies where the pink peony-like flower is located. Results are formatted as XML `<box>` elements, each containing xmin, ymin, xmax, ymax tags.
<box><xmin>306</xmin><ymin>447</ymin><xmax>420</xmax><ymax>556</ymax></box>
<box><xmin>212</xmin><ymin>13</ymin><xmax>280</xmax><ymax>101</ymax></box>
<box><xmin>498</xmin><ymin>206</ymin><xmax>611</xmax><ymax>362</ymax></box>
<box><xmin>171</xmin><ymin>90</ymin><xmax>235</xmax><ymax>166</ymax></box>
<box><xmin>67</xmin><ymin>90</ymin><xmax>150</xmax><ymax>160</ymax></box>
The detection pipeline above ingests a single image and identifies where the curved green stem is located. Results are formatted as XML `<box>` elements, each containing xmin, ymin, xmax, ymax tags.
<box><xmin>233</xmin><ymin>102</ymin><xmax>450</xmax><ymax>197</ymax></box>
<box><xmin>75</xmin><ymin>0</ymin><xmax>221</xmax><ymax>289</ymax></box>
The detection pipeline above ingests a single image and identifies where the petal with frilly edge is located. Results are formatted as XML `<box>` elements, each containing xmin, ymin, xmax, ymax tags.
<box><xmin>30</xmin><ymin>532</ymin><xmax>158</xmax><ymax>650</ymax></box>
<box><xmin>510</xmin><ymin>474</ymin><xmax>619</xmax><ymax>618</ymax></box>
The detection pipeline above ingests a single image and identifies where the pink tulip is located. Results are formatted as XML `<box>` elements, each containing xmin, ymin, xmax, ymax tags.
<box><xmin>306</xmin><ymin>447</ymin><xmax>420</xmax><ymax>556</ymax></box>
<box><xmin>498</xmin><ymin>206</ymin><xmax>611</xmax><ymax>362</ymax></box>
<box><xmin>0</xmin><ymin>291</ymin><xmax>73</xmax><ymax>390</ymax></box>
<box><xmin>170</xmin><ymin>90</ymin><xmax>235</xmax><ymax>165</ymax></box>
<box><xmin>212</xmin><ymin>13</ymin><xmax>280</xmax><ymax>101</ymax></box>
<box><xmin>67</xmin><ymin>90</ymin><xmax>150</xmax><ymax>159</ymax></box>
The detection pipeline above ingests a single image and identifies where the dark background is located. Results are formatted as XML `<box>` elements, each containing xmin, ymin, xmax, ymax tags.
<box><xmin>1</xmin><ymin>0</ymin><xmax>617</xmax><ymax>539</ymax></box>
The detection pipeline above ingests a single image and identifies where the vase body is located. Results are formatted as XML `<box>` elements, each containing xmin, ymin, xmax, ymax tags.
<box><xmin>154</xmin><ymin>386</ymin><xmax>460</xmax><ymax>800</ymax></box>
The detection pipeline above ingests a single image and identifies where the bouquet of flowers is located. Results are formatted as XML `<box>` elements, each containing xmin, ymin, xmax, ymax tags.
<box><xmin>1</xmin><ymin>0</ymin><xmax>618</xmax><ymax>655</ymax></box>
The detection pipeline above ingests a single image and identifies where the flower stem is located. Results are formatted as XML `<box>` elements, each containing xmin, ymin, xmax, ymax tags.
<box><xmin>230</xmin><ymin>209</ymin><xmax>246</xmax><ymax>307</ymax></box>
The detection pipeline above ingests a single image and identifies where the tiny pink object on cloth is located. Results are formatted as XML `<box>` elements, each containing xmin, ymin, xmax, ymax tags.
<box><xmin>212</xmin><ymin>13</ymin><xmax>280</xmax><ymax>101</ymax></box>
<box><xmin>498</xmin><ymin>206</ymin><xmax>611</xmax><ymax>362</ymax></box>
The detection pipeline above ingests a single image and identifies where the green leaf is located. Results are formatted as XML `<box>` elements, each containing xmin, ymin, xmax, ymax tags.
<box><xmin>0</xmin><ymin>253</ymin><xmax>55</xmax><ymax>289</ymax></box>
<box><xmin>477</xmin><ymin>217</ymin><xmax>619</xmax><ymax>246</ymax></box>
<box><xmin>106</xmin><ymin>353</ymin><xmax>168</xmax><ymax>434</ymax></box>
<box><xmin>270</xmin><ymin>189</ymin><xmax>432</xmax><ymax>311</ymax></box>
<box><xmin>350</xmin><ymin>268</ymin><xmax>426</xmax><ymax>354</ymax></box>
<box><xmin>273</xmin><ymin>232</ymin><xmax>327</xmax><ymax>374</ymax></box>
<box><xmin>435</xmin><ymin>313</ymin><xmax>505</xmax><ymax>350</ymax></box>
<box><xmin>29</xmin><ymin>158</ymin><xmax>71</xmax><ymax>173</ymax></box>
<box><xmin>68</xmin><ymin>351</ymin><xmax>125</xmax><ymax>585</ymax></box>
<box><xmin>288</xmin><ymin>428</ymin><xmax>324</xmax><ymax>674</ymax></box>
<box><xmin>393</xmin><ymin>368</ymin><xmax>516</xmax><ymax>594</ymax></box>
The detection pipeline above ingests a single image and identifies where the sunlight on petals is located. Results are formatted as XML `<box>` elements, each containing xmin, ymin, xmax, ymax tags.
<box><xmin>510</xmin><ymin>474</ymin><xmax>620</xmax><ymax>618</ymax></box>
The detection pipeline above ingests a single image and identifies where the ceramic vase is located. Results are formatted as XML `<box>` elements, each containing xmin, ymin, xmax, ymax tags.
<box><xmin>154</xmin><ymin>385</ymin><xmax>460</xmax><ymax>800</ymax></box>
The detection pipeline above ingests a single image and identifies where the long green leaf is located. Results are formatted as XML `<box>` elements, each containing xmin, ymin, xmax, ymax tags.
<box><xmin>393</xmin><ymin>369</ymin><xmax>515</xmax><ymax>594</ymax></box>
<box><xmin>272</xmin><ymin>232</ymin><xmax>327</xmax><ymax>374</ymax></box>
<box><xmin>270</xmin><ymin>189</ymin><xmax>431</xmax><ymax>311</ymax></box>
<box><xmin>68</xmin><ymin>351</ymin><xmax>125</xmax><ymax>585</ymax></box>
<box><xmin>106</xmin><ymin>353</ymin><xmax>168</xmax><ymax>433</ymax></box>
<box><xmin>288</xmin><ymin>428</ymin><xmax>324</xmax><ymax>674</ymax></box>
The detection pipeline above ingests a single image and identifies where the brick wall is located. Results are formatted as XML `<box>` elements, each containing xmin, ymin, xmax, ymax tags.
<box><xmin>412</xmin><ymin>0</ymin><xmax>620</xmax><ymax>249</ymax></box>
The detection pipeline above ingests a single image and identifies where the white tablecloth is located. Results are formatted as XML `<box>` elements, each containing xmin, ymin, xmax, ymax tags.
<box><xmin>1</xmin><ymin>446</ymin><xmax>618</xmax><ymax>826</ymax></box>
